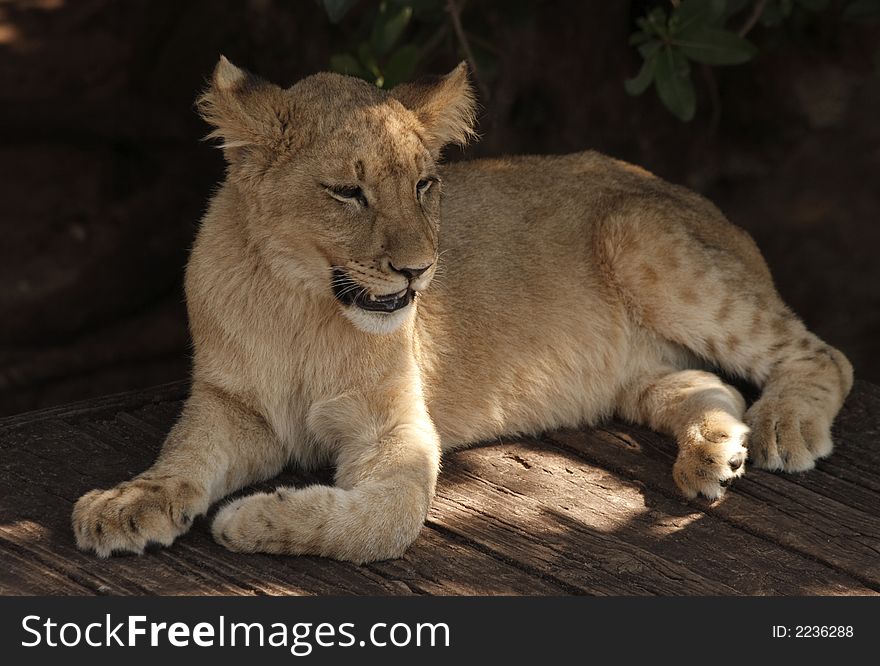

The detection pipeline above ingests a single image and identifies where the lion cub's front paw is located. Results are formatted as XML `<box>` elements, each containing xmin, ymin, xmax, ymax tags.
<box><xmin>745</xmin><ymin>395</ymin><xmax>833</xmax><ymax>473</ymax></box>
<box><xmin>72</xmin><ymin>477</ymin><xmax>204</xmax><ymax>557</ymax></box>
<box><xmin>673</xmin><ymin>414</ymin><xmax>749</xmax><ymax>500</ymax></box>
<box><xmin>212</xmin><ymin>491</ymin><xmax>281</xmax><ymax>554</ymax></box>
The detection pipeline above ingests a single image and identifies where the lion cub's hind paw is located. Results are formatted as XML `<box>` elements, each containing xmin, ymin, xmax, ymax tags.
<box><xmin>673</xmin><ymin>417</ymin><xmax>749</xmax><ymax>501</ymax></box>
<box><xmin>745</xmin><ymin>397</ymin><xmax>833</xmax><ymax>473</ymax></box>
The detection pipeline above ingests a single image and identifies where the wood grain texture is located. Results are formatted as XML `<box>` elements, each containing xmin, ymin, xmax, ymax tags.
<box><xmin>1</xmin><ymin>381</ymin><xmax>877</xmax><ymax>595</ymax></box>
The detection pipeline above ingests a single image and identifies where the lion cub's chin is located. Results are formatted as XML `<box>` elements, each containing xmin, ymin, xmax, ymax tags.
<box><xmin>341</xmin><ymin>303</ymin><xmax>414</xmax><ymax>335</ymax></box>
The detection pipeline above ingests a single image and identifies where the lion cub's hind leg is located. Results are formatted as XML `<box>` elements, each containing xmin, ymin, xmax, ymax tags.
<box><xmin>601</xmin><ymin>206</ymin><xmax>853</xmax><ymax>482</ymax></box>
<box><xmin>616</xmin><ymin>368</ymin><xmax>749</xmax><ymax>499</ymax></box>
<box><xmin>743</xmin><ymin>330</ymin><xmax>852</xmax><ymax>472</ymax></box>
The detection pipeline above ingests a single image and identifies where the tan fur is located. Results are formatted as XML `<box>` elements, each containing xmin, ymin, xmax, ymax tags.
<box><xmin>72</xmin><ymin>58</ymin><xmax>854</xmax><ymax>562</ymax></box>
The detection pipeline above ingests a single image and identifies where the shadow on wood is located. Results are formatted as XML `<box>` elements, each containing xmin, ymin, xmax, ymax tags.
<box><xmin>1</xmin><ymin>381</ymin><xmax>878</xmax><ymax>595</ymax></box>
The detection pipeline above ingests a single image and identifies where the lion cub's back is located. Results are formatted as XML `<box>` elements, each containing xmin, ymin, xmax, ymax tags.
<box><xmin>437</xmin><ymin>149</ymin><xmax>769</xmax><ymax>289</ymax></box>
<box><xmin>434</xmin><ymin>150</ymin><xmax>673</xmax><ymax>298</ymax></box>
<box><xmin>438</xmin><ymin>150</ymin><xmax>659</xmax><ymax>251</ymax></box>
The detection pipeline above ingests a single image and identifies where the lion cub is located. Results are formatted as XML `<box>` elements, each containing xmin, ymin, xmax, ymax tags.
<box><xmin>72</xmin><ymin>57</ymin><xmax>853</xmax><ymax>562</ymax></box>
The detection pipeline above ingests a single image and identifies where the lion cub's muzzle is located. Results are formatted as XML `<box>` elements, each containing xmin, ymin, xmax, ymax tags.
<box><xmin>331</xmin><ymin>268</ymin><xmax>415</xmax><ymax>313</ymax></box>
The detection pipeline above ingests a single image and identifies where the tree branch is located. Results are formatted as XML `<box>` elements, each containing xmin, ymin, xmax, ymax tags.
<box><xmin>738</xmin><ymin>0</ymin><xmax>769</xmax><ymax>37</ymax></box>
<box><xmin>699</xmin><ymin>64</ymin><xmax>721</xmax><ymax>135</ymax></box>
<box><xmin>445</xmin><ymin>0</ymin><xmax>490</xmax><ymax>101</ymax></box>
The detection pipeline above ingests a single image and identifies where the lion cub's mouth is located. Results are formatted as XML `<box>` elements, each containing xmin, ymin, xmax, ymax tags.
<box><xmin>331</xmin><ymin>269</ymin><xmax>414</xmax><ymax>313</ymax></box>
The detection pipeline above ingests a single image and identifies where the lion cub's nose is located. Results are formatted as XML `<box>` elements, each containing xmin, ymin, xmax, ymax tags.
<box><xmin>390</xmin><ymin>262</ymin><xmax>432</xmax><ymax>280</ymax></box>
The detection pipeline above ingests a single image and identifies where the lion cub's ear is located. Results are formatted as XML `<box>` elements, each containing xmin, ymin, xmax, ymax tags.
<box><xmin>197</xmin><ymin>56</ymin><xmax>296</xmax><ymax>165</ymax></box>
<box><xmin>391</xmin><ymin>62</ymin><xmax>478</xmax><ymax>157</ymax></box>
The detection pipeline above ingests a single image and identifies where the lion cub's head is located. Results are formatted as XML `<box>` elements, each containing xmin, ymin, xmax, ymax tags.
<box><xmin>197</xmin><ymin>56</ymin><xmax>476</xmax><ymax>334</ymax></box>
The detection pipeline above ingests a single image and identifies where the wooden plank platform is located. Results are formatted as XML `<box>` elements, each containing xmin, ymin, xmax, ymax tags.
<box><xmin>1</xmin><ymin>381</ymin><xmax>878</xmax><ymax>596</ymax></box>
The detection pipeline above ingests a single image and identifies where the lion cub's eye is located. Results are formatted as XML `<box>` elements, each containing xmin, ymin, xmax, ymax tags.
<box><xmin>326</xmin><ymin>185</ymin><xmax>368</xmax><ymax>208</ymax></box>
<box><xmin>416</xmin><ymin>177</ymin><xmax>437</xmax><ymax>200</ymax></box>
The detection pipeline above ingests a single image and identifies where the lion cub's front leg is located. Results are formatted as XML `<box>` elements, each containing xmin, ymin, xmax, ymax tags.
<box><xmin>72</xmin><ymin>384</ymin><xmax>286</xmax><ymax>557</ymax></box>
<box><xmin>616</xmin><ymin>368</ymin><xmax>749</xmax><ymax>499</ymax></box>
<box><xmin>212</xmin><ymin>393</ymin><xmax>441</xmax><ymax>563</ymax></box>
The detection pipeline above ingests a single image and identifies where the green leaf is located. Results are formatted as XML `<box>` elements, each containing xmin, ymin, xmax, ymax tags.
<box><xmin>321</xmin><ymin>0</ymin><xmax>360</xmax><ymax>23</ymax></box>
<box><xmin>673</xmin><ymin>0</ymin><xmax>727</xmax><ymax>35</ymax></box>
<box><xmin>371</xmin><ymin>3</ymin><xmax>413</xmax><ymax>55</ymax></box>
<box><xmin>390</xmin><ymin>0</ymin><xmax>440</xmax><ymax>19</ymax></box>
<box><xmin>644</xmin><ymin>7</ymin><xmax>670</xmax><ymax>38</ymax></box>
<box><xmin>624</xmin><ymin>50</ymin><xmax>659</xmax><ymax>96</ymax></box>
<box><xmin>629</xmin><ymin>31</ymin><xmax>650</xmax><ymax>46</ymax></box>
<box><xmin>676</xmin><ymin>28</ymin><xmax>757</xmax><ymax>65</ymax></box>
<box><xmin>382</xmin><ymin>44</ymin><xmax>421</xmax><ymax>87</ymax></box>
<box><xmin>647</xmin><ymin>7</ymin><xmax>668</xmax><ymax>24</ymax></box>
<box><xmin>635</xmin><ymin>17</ymin><xmax>655</xmax><ymax>35</ymax></box>
<box><xmin>356</xmin><ymin>42</ymin><xmax>383</xmax><ymax>86</ymax></box>
<box><xmin>329</xmin><ymin>53</ymin><xmax>369</xmax><ymax>79</ymax></box>
<box><xmin>654</xmin><ymin>46</ymin><xmax>696</xmax><ymax>122</ymax></box>
<box><xmin>638</xmin><ymin>39</ymin><xmax>662</xmax><ymax>59</ymax></box>
<box><xmin>843</xmin><ymin>0</ymin><xmax>880</xmax><ymax>21</ymax></box>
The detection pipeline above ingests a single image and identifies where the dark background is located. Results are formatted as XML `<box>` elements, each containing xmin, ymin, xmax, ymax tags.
<box><xmin>1</xmin><ymin>0</ymin><xmax>878</xmax><ymax>417</ymax></box>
